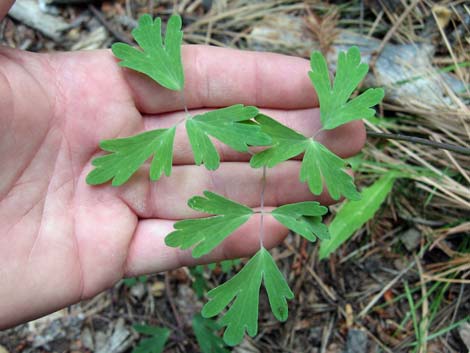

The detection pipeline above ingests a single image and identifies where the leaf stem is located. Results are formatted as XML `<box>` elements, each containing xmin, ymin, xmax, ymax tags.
<box><xmin>181</xmin><ymin>90</ymin><xmax>190</xmax><ymax>118</ymax></box>
<box><xmin>176</xmin><ymin>91</ymin><xmax>192</xmax><ymax>125</ymax></box>
<box><xmin>311</xmin><ymin>128</ymin><xmax>324</xmax><ymax>142</ymax></box>
<box><xmin>259</xmin><ymin>166</ymin><xmax>267</xmax><ymax>249</ymax></box>
<box><xmin>366</xmin><ymin>131</ymin><xmax>470</xmax><ymax>155</ymax></box>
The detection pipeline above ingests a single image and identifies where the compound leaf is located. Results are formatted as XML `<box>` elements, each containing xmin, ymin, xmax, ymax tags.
<box><xmin>112</xmin><ymin>14</ymin><xmax>184</xmax><ymax>91</ymax></box>
<box><xmin>250</xmin><ymin>115</ymin><xmax>309</xmax><ymax>168</ymax></box>
<box><xmin>192</xmin><ymin>314</ymin><xmax>230</xmax><ymax>353</ymax></box>
<box><xmin>309</xmin><ymin>46</ymin><xmax>384</xmax><ymax>130</ymax></box>
<box><xmin>250</xmin><ymin>116</ymin><xmax>359</xmax><ymax>200</ymax></box>
<box><xmin>132</xmin><ymin>325</ymin><xmax>170</xmax><ymax>353</ymax></box>
<box><xmin>300</xmin><ymin>140</ymin><xmax>360</xmax><ymax>201</ymax></box>
<box><xmin>202</xmin><ymin>248</ymin><xmax>293</xmax><ymax>346</ymax></box>
<box><xmin>187</xmin><ymin>105</ymin><xmax>272</xmax><ymax>170</ymax></box>
<box><xmin>271</xmin><ymin>202</ymin><xmax>329</xmax><ymax>241</ymax></box>
<box><xmin>86</xmin><ymin>127</ymin><xmax>176</xmax><ymax>186</ymax></box>
<box><xmin>165</xmin><ymin>191</ymin><xmax>253</xmax><ymax>258</ymax></box>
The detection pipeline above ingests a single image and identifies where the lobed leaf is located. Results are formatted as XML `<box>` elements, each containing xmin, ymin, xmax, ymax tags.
<box><xmin>251</xmin><ymin>115</ymin><xmax>360</xmax><ymax>201</ymax></box>
<box><xmin>309</xmin><ymin>46</ymin><xmax>385</xmax><ymax>130</ymax></box>
<box><xmin>112</xmin><ymin>14</ymin><xmax>184</xmax><ymax>91</ymax></box>
<box><xmin>202</xmin><ymin>248</ymin><xmax>293</xmax><ymax>346</ymax></box>
<box><xmin>188</xmin><ymin>190</ymin><xmax>252</xmax><ymax>215</ymax></box>
<box><xmin>187</xmin><ymin>105</ymin><xmax>272</xmax><ymax>170</ymax></box>
<box><xmin>300</xmin><ymin>140</ymin><xmax>361</xmax><ymax>201</ymax></box>
<box><xmin>271</xmin><ymin>202</ymin><xmax>329</xmax><ymax>241</ymax></box>
<box><xmin>250</xmin><ymin>115</ymin><xmax>308</xmax><ymax>168</ymax></box>
<box><xmin>165</xmin><ymin>191</ymin><xmax>253</xmax><ymax>258</ymax></box>
<box><xmin>86</xmin><ymin>127</ymin><xmax>176</xmax><ymax>186</ymax></box>
<box><xmin>192</xmin><ymin>314</ymin><xmax>230</xmax><ymax>353</ymax></box>
<box><xmin>132</xmin><ymin>325</ymin><xmax>170</xmax><ymax>353</ymax></box>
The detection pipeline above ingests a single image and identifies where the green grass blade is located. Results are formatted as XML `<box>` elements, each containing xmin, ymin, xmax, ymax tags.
<box><xmin>319</xmin><ymin>173</ymin><xmax>397</xmax><ymax>259</ymax></box>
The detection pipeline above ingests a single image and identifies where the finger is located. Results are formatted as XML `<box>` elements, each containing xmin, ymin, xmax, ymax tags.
<box><xmin>125</xmin><ymin>45</ymin><xmax>318</xmax><ymax>114</ymax></box>
<box><xmin>0</xmin><ymin>0</ymin><xmax>14</xmax><ymax>20</ymax></box>
<box><xmin>143</xmin><ymin>108</ymin><xmax>366</xmax><ymax>164</ymax></box>
<box><xmin>100</xmin><ymin>160</ymin><xmax>337</xmax><ymax>220</ymax></box>
<box><xmin>123</xmin><ymin>213</ymin><xmax>288</xmax><ymax>277</ymax></box>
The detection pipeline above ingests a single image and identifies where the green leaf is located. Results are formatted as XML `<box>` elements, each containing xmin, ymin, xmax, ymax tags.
<box><xmin>300</xmin><ymin>140</ymin><xmax>360</xmax><ymax>201</ymax></box>
<box><xmin>193</xmin><ymin>314</ymin><xmax>230</xmax><ymax>353</ymax></box>
<box><xmin>250</xmin><ymin>115</ymin><xmax>309</xmax><ymax>168</ymax></box>
<box><xmin>123</xmin><ymin>275</ymin><xmax>148</xmax><ymax>287</ymax></box>
<box><xmin>250</xmin><ymin>115</ymin><xmax>359</xmax><ymax>200</ymax></box>
<box><xmin>220</xmin><ymin>259</ymin><xmax>241</xmax><ymax>273</ymax></box>
<box><xmin>165</xmin><ymin>191</ymin><xmax>253</xmax><ymax>258</ymax></box>
<box><xmin>202</xmin><ymin>248</ymin><xmax>294</xmax><ymax>346</ymax></box>
<box><xmin>112</xmin><ymin>14</ymin><xmax>184</xmax><ymax>91</ymax></box>
<box><xmin>319</xmin><ymin>173</ymin><xmax>397</xmax><ymax>259</ymax></box>
<box><xmin>86</xmin><ymin>127</ymin><xmax>176</xmax><ymax>186</ymax></box>
<box><xmin>189</xmin><ymin>266</ymin><xmax>208</xmax><ymax>298</ymax></box>
<box><xmin>309</xmin><ymin>46</ymin><xmax>384</xmax><ymax>130</ymax></box>
<box><xmin>271</xmin><ymin>202</ymin><xmax>329</xmax><ymax>241</ymax></box>
<box><xmin>132</xmin><ymin>325</ymin><xmax>170</xmax><ymax>353</ymax></box>
<box><xmin>187</xmin><ymin>105</ymin><xmax>272</xmax><ymax>170</ymax></box>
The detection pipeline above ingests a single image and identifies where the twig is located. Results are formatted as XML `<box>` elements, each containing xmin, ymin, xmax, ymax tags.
<box><xmin>88</xmin><ymin>4</ymin><xmax>133</xmax><ymax>45</ymax></box>
<box><xmin>359</xmin><ymin>259</ymin><xmax>416</xmax><ymax>318</ymax></box>
<box><xmin>359</xmin><ymin>324</ymin><xmax>395</xmax><ymax>353</ymax></box>
<box><xmin>305</xmin><ymin>266</ymin><xmax>337</xmax><ymax>302</ymax></box>
<box><xmin>8</xmin><ymin>0</ymin><xmax>70</xmax><ymax>41</ymax></box>
<box><xmin>446</xmin><ymin>283</ymin><xmax>465</xmax><ymax>341</ymax></box>
<box><xmin>164</xmin><ymin>273</ymin><xmax>184</xmax><ymax>331</ymax></box>
<box><xmin>415</xmin><ymin>254</ymin><xmax>428</xmax><ymax>353</ymax></box>
<box><xmin>259</xmin><ymin>166</ymin><xmax>267</xmax><ymax>248</ymax></box>
<box><xmin>320</xmin><ymin>316</ymin><xmax>334</xmax><ymax>353</ymax></box>
<box><xmin>148</xmin><ymin>0</ymin><xmax>155</xmax><ymax>16</ymax></box>
<box><xmin>369</xmin><ymin>0</ymin><xmax>421</xmax><ymax>68</ymax></box>
<box><xmin>367</xmin><ymin>131</ymin><xmax>470</xmax><ymax>155</ymax></box>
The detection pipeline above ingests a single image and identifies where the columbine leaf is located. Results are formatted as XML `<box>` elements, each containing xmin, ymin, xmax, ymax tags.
<box><xmin>192</xmin><ymin>314</ymin><xmax>230</xmax><ymax>353</ymax></box>
<box><xmin>187</xmin><ymin>105</ymin><xmax>272</xmax><ymax>170</ymax></box>
<box><xmin>202</xmin><ymin>248</ymin><xmax>293</xmax><ymax>346</ymax></box>
<box><xmin>250</xmin><ymin>115</ymin><xmax>309</xmax><ymax>168</ymax></box>
<box><xmin>112</xmin><ymin>14</ymin><xmax>184</xmax><ymax>91</ymax></box>
<box><xmin>165</xmin><ymin>191</ymin><xmax>253</xmax><ymax>258</ymax></box>
<box><xmin>271</xmin><ymin>202</ymin><xmax>329</xmax><ymax>241</ymax></box>
<box><xmin>300</xmin><ymin>140</ymin><xmax>360</xmax><ymax>201</ymax></box>
<box><xmin>250</xmin><ymin>116</ymin><xmax>359</xmax><ymax>200</ymax></box>
<box><xmin>132</xmin><ymin>325</ymin><xmax>170</xmax><ymax>353</ymax></box>
<box><xmin>86</xmin><ymin>127</ymin><xmax>176</xmax><ymax>186</ymax></box>
<box><xmin>309</xmin><ymin>46</ymin><xmax>384</xmax><ymax>130</ymax></box>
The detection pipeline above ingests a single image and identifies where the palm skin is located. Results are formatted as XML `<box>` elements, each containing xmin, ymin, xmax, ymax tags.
<box><xmin>0</xmin><ymin>43</ymin><xmax>365</xmax><ymax>328</ymax></box>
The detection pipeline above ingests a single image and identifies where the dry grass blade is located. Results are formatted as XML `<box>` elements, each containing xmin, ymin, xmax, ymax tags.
<box><xmin>304</xmin><ymin>5</ymin><xmax>340</xmax><ymax>54</ymax></box>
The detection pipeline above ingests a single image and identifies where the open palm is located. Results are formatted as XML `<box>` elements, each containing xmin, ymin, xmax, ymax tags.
<box><xmin>0</xmin><ymin>44</ymin><xmax>365</xmax><ymax>328</ymax></box>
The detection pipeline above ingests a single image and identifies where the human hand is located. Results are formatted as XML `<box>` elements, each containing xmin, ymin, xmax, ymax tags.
<box><xmin>0</xmin><ymin>15</ymin><xmax>365</xmax><ymax>329</ymax></box>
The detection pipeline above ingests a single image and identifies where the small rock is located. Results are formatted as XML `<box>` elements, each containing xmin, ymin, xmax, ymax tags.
<box><xmin>345</xmin><ymin>329</ymin><xmax>368</xmax><ymax>353</ymax></box>
<box><xmin>400</xmin><ymin>228</ymin><xmax>421</xmax><ymax>252</ymax></box>
<box><xmin>80</xmin><ymin>327</ymin><xmax>94</xmax><ymax>351</ymax></box>
<box><xmin>459</xmin><ymin>322</ymin><xmax>470</xmax><ymax>350</ymax></box>
<box><xmin>130</xmin><ymin>282</ymin><xmax>146</xmax><ymax>300</ymax></box>
<box><xmin>393</xmin><ymin>258</ymin><xmax>408</xmax><ymax>271</ymax></box>
<box><xmin>94</xmin><ymin>332</ymin><xmax>107</xmax><ymax>353</ymax></box>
